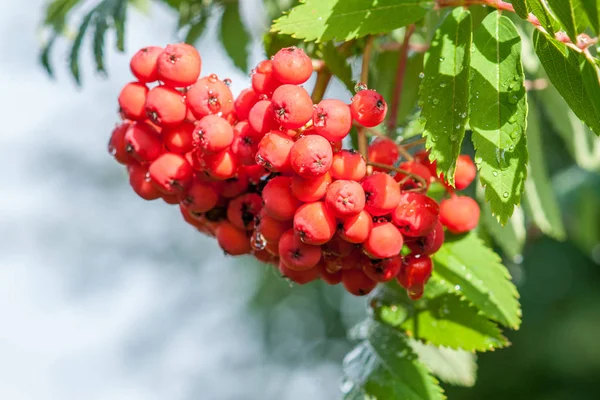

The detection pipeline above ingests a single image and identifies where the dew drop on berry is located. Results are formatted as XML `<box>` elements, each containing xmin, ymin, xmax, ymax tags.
<box><xmin>223</xmin><ymin>78</ymin><xmax>232</xmax><ymax>86</ymax></box>
<box><xmin>208</xmin><ymin>74</ymin><xmax>218</xmax><ymax>82</ymax></box>
<box><xmin>144</xmin><ymin>172</ymin><xmax>151</xmax><ymax>182</ymax></box>
<box><xmin>251</xmin><ymin>231</ymin><xmax>267</xmax><ymax>251</ymax></box>
<box><xmin>108</xmin><ymin>145</ymin><xmax>116</xmax><ymax>156</ymax></box>
<box><xmin>354</xmin><ymin>82</ymin><xmax>368</xmax><ymax>93</ymax></box>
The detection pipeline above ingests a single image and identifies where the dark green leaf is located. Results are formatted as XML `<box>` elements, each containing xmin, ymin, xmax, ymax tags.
<box><xmin>93</xmin><ymin>16</ymin><xmax>109</xmax><ymax>74</ymax></box>
<box><xmin>114</xmin><ymin>0</ymin><xmax>127</xmax><ymax>52</ymax></box>
<box><xmin>318</xmin><ymin>42</ymin><xmax>354</xmax><ymax>94</ymax></box>
<box><xmin>534</xmin><ymin>30</ymin><xmax>600</xmax><ymax>136</ymax></box>
<box><xmin>510</xmin><ymin>0</ymin><xmax>530</xmax><ymax>20</ymax></box>
<box><xmin>546</xmin><ymin>0</ymin><xmax>586</xmax><ymax>41</ymax></box>
<box><xmin>579</xmin><ymin>0</ymin><xmax>599</xmax><ymax>34</ymax></box>
<box><xmin>433</xmin><ymin>232</ymin><xmax>521</xmax><ymax>329</ymax></box>
<box><xmin>410</xmin><ymin>340</ymin><xmax>477</xmax><ymax>387</ymax></box>
<box><xmin>45</xmin><ymin>0</ymin><xmax>81</xmax><ymax>31</ymax></box>
<box><xmin>470</xmin><ymin>11</ymin><xmax>528</xmax><ymax>224</ymax></box>
<box><xmin>40</xmin><ymin>34</ymin><xmax>58</xmax><ymax>78</ymax></box>
<box><xmin>69</xmin><ymin>10</ymin><xmax>95</xmax><ymax>85</ymax></box>
<box><xmin>421</xmin><ymin>7</ymin><xmax>472</xmax><ymax>186</ymax></box>
<box><xmin>527</xmin><ymin>0</ymin><xmax>562</xmax><ymax>35</ymax></box>
<box><xmin>343</xmin><ymin>320</ymin><xmax>445</xmax><ymax>400</ymax></box>
<box><xmin>219</xmin><ymin>2</ymin><xmax>251</xmax><ymax>72</ymax></box>
<box><xmin>185</xmin><ymin>12</ymin><xmax>209</xmax><ymax>45</ymax></box>
<box><xmin>263</xmin><ymin>32</ymin><xmax>302</xmax><ymax>58</ymax></box>
<box><xmin>271</xmin><ymin>0</ymin><xmax>433</xmax><ymax>42</ymax></box>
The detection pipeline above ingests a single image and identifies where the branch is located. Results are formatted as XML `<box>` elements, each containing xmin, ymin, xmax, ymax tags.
<box><xmin>311</xmin><ymin>69</ymin><xmax>332</xmax><ymax>103</ymax></box>
<box><xmin>367</xmin><ymin>161</ymin><xmax>428</xmax><ymax>193</ymax></box>
<box><xmin>357</xmin><ymin>36</ymin><xmax>376</xmax><ymax>161</ymax></box>
<box><xmin>387</xmin><ymin>24</ymin><xmax>415</xmax><ymax>133</ymax></box>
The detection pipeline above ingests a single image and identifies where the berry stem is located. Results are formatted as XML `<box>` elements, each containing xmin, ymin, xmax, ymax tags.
<box><xmin>357</xmin><ymin>36</ymin><xmax>376</xmax><ymax>161</ymax></box>
<box><xmin>360</xmin><ymin>124</ymin><xmax>414</xmax><ymax>161</ymax></box>
<box><xmin>387</xmin><ymin>24</ymin><xmax>415</xmax><ymax>134</ymax></box>
<box><xmin>311</xmin><ymin>68</ymin><xmax>332</xmax><ymax>103</ymax></box>
<box><xmin>367</xmin><ymin>161</ymin><xmax>428</xmax><ymax>193</ymax></box>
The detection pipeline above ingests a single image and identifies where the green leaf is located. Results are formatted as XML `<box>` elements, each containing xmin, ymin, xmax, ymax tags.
<box><xmin>69</xmin><ymin>10</ymin><xmax>95</xmax><ymax>85</ymax></box>
<box><xmin>470</xmin><ymin>11</ymin><xmax>528</xmax><ymax>224</ymax></box>
<box><xmin>185</xmin><ymin>10</ymin><xmax>209</xmax><ymax>45</ymax></box>
<box><xmin>343</xmin><ymin>320</ymin><xmax>445</xmax><ymax>400</ymax></box>
<box><xmin>45</xmin><ymin>0</ymin><xmax>81</xmax><ymax>31</ymax></box>
<box><xmin>578</xmin><ymin>0</ymin><xmax>599</xmax><ymax>34</ymax></box>
<box><xmin>114</xmin><ymin>0</ymin><xmax>127</xmax><ymax>52</ymax></box>
<box><xmin>263</xmin><ymin>32</ymin><xmax>302</xmax><ymax>58</ymax></box>
<box><xmin>318</xmin><ymin>42</ymin><xmax>354</xmax><ymax>94</ymax></box>
<box><xmin>271</xmin><ymin>0</ymin><xmax>433</xmax><ymax>43</ymax></box>
<box><xmin>523</xmin><ymin>94</ymin><xmax>567</xmax><ymax>240</ymax></box>
<box><xmin>93</xmin><ymin>16</ymin><xmax>109</xmax><ymax>74</ymax></box>
<box><xmin>40</xmin><ymin>33</ymin><xmax>58</xmax><ymax>78</ymax></box>
<box><xmin>421</xmin><ymin>7</ymin><xmax>472</xmax><ymax>186</ymax></box>
<box><xmin>219</xmin><ymin>3</ymin><xmax>251</xmax><ymax>72</ymax></box>
<box><xmin>510</xmin><ymin>0</ymin><xmax>530</xmax><ymax>20</ymax></box>
<box><xmin>546</xmin><ymin>0</ymin><xmax>586</xmax><ymax>41</ymax></box>
<box><xmin>534</xmin><ymin>30</ymin><xmax>600</xmax><ymax>136</ymax></box>
<box><xmin>527</xmin><ymin>0</ymin><xmax>562</xmax><ymax>35</ymax></box>
<box><xmin>409</xmin><ymin>340</ymin><xmax>477</xmax><ymax>387</ymax></box>
<box><xmin>433</xmin><ymin>232</ymin><xmax>521</xmax><ymax>329</ymax></box>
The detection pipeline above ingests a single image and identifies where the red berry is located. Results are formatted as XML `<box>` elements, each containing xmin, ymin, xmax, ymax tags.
<box><xmin>291</xmin><ymin>173</ymin><xmax>331</xmax><ymax>203</ymax></box>
<box><xmin>278</xmin><ymin>260</ymin><xmax>321</xmax><ymax>284</ymax></box>
<box><xmin>255</xmin><ymin>210</ymin><xmax>292</xmax><ymax>243</ymax></box>
<box><xmin>148</xmin><ymin>153</ymin><xmax>193</xmax><ymax>194</ymax></box>
<box><xmin>271</xmin><ymin>85</ymin><xmax>313</xmax><ymax>129</ymax></box>
<box><xmin>248</xmin><ymin>100</ymin><xmax>277</xmax><ymax>134</ymax></box>
<box><xmin>118</xmin><ymin>82</ymin><xmax>148</xmax><ymax>121</ymax></box>
<box><xmin>293</xmin><ymin>202</ymin><xmax>336</xmax><ymax>245</ymax></box>
<box><xmin>454</xmin><ymin>154</ymin><xmax>477</xmax><ymax>190</ymax></box>
<box><xmin>363</xmin><ymin>255</ymin><xmax>402</xmax><ymax>283</ymax></box>
<box><xmin>144</xmin><ymin>85</ymin><xmax>187</xmax><ymax>127</ymax></box>
<box><xmin>203</xmin><ymin>148</ymin><xmax>238</xmax><ymax>180</ymax></box>
<box><xmin>339</xmin><ymin>210</ymin><xmax>372</xmax><ymax>244</ymax></box>
<box><xmin>128</xmin><ymin>164</ymin><xmax>161</xmax><ymax>200</ymax></box>
<box><xmin>439</xmin><ymin>196</ymin><xmax>480</xmax><ymax>233</ymax></box>
<box><xmin>392</xmin><ymin>193</ymin><xmax>439</xmax><ymax>237</ymax></box>
<box><xmin>414</xmin><ymin>150</ymin><xmax>437</xmax><ymax>178</ymax></box>
<box><xmin>124</xmin><ymin>122</ymin><xmax>162</xmax><ymax>163</ymax></box>
<box><xmin>319</xmin><ymin>261</ymin><xmax>343</xmax><ymax>285</ymax></box>
<box><xmin>312</xmin><ymin>99</ymin><xmax>352</xmax><ymax>142</ymax></box>
<box><xmin>193</xmin><ymin>114</ymin><xmax>234</xmax><ymax>154</ymax></box>
<box><xmin>395</xmin><ymin>161</ymin><xmax>432</xmax><ymax>190</ymax></box>
<box><xmin>234</xmin><ymin>88</ymin><xmax>259</xmax><ymax>120</ymax></box>
<box><xmin>230</xmin><ymin>121</ymin><xmax>263</xmax><ymax>166</ymax></box>
<box><xmin>255</xmin><ymin>130</ymin><xmax>294</xmax><ymax>173</ymax></box>
<box><xmin>220</xmin><ymin>174</ymin><xmax>249</xmax><ymax>198</ymax></box>
<box><xmin>186</xmin><ymin>75</ymin><xmax>234</xmax><ymax>119</ymax></box>
<box><xmin>108</xmin><ymin>122</ymin><xmax>134</xmax><ymax>165</ymax></box>
<box><xmin>262</xmin><ymin>176</ymin><xmax>302</xmax><ymax>221</ymax></box>
<box><xmin>363</xmin><ymin>222</ymin><xmax>404</xmax><ymax>259</ymax></box>
<box><xmin>322</xmin><ymin>233</ymin><xmax>355</xmax><ymax>257</ymax></box>
<box><xmin>181</xmin><ymin>180</ymin><xmax>219</xmax><ymax>213</ymax></box>
<box><xmin>278</xmin><ymin>229</ymin><xmax>322</xmax><ymax>271</ymax></box>
<box><xmin>251</xmin><ymin>60</ymin><xmax>282</xmax><ymax>96</ymax></box>
<box><xmin>227</xmin><ymin>193</ymin><xmax>263</xmax><ymax>230</ymax></box>
<box><xmin>397</xmin><ymin>254</ymin><xmax>433</xmax><ymax>291</ymax></box>
<box><xmin>156</xmin><ymin>43</ymin><xmax>201</xmax><ymax>88</ymax></box>
<box><xmin>290</xmin><ymin>135</ymin><xmax>333</xmax><ymax>178</ymax></box>
<box><xmin>342</xmin><ymin>269</ymin><xmax>377</xmax><ymax>296</ymax></box>
<box><xmin>331</xmin><ymin>150</ymin><xmax>367</xmax><ymax>181</ymax></box>
<box><xmin>325</xmin><ymin>180</ymin><xmax>366</xmax><ymax>217</ymax></box>
<box><xmin>130</xmin><ymin>46</ymin><xmax>163</xmax><ymax>83</ymax></box>
<box><xmin>361</xmin><ymin>173</ymin><xmax>401</xmax><ymax>217</ymax></box>
<box><xmin>368</xmin><ymin>137</ymin><xmax>399</xmax><ymax>169</ymax></box>
<box><xmin>351</xmin><ymin>89</ymin><xmax>387</xmax><ymax>127</ymax></box>
<box><xmin>272</xmin><ymin>47</ymin><xmax>313</xmax><ymax>85</ymax></box>
<box><xmin>406</xmin><ymin>220</ymin><xmax>445</xmax><ymax>256</ymax></box>
<box><xmin>216</xmin><ymin>222</ymin><xmax>251</xmax><ymax>256</ymax></box>
<box><xmin>162</xmin><ymin>121</ymin><xmax>195</xmax><ymax>154</ymax></box>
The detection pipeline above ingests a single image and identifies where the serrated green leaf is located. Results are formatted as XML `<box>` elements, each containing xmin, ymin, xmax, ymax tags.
<box><xmin>523</xmin><ymin>94</ymin><xmax>567</xmax><ymax>240</ymax></box>
<box><xmin>263</xmin><ymin>32</ymin><xmax>302</xmax><ymax>58</ymax></box>
<box><xmin>527</xmin><ymin>0</ymin><xmax>562</xmax><ymax>35</ymax></box>
<box><xmin>318</xmin><ymin>42</ymin><xmax>354</xmax><ymax>94</ymax></box>
<box><xmin>578</xmin><ymin>0</ymin><xmax>599</xmax><ymax>34</ymax></box>
<box><xmin>343</xmin><ymin>320</ymin><xmax>445</xmax><ymax>400</ymax></box>
<box><xmin>69</xmin><ymin>10</ymin><xmax>95</xmax><ymax>85</ymax></box>
<box><xmin>114</xmin><ymin>0</ymin><xmax>127</xmax><ymax>52</ymax></box>
<box><xmin>534</xmin><ymin>30</ymin><xmax>600</xmax><ymax>136</ymax></box>
<box><xmin>219</xmin><ymin>3</ymin><xmax>250</xmax><ymax>72</ymax></box>
<box><xmin>45</xmin><ymin>0</ymin><xmax>81</xmax><ymax>31</ymax></box>
<box><xmin>470</xmin><ymin>11</ymin><xmax>528</xmax><ymax>224</ymax></box>
<box><xmin>433</xmin><ymin>232</ymin><xmax>521</xmax><ymax>329</ymax></box>
<box><xmin>546</xmin><ymin>0</ymin><xmax>587</xmax><ymax>41</ymax></box>
<box><xmin>421</xmin><ymin>7</ymin><xmax>472</xmax><ymax>186</ymax></box>
<box><xmin>409</xmin><ymin>340</ymin><xmax>477</xmax><ymax>387</ymax></box>
<box><xmin>93</xmin><ymin>16</ymin><xmax>109</xmax><ymax>74</ymax></box>
<box><xmin>271</xmin><ymin>0</ymin><xmax>433</xmax><ymax>43</ymax></box>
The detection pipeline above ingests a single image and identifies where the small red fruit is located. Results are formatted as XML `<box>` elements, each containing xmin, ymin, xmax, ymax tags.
<box><xmin>342</xmin><ymin>269</ymin><xmax>377</xmax><ymax>296</ymax></box>
<box><xmin>156</xmin><ymin>43</ymin><xmax>202</xmax><ymax>88</ymax></box>
<box><xmin>439</xmin><ymin>195</ymin><xmax>480</xmax><ymax>233</ymax></box>
<box><xmin>392</xmin><ymin>193</ymin><xmax>439</xmax><ymax>237</ymax></box>
<box><xmin>271</xmin><ymin>47</ymin><xmax>313</xmax><ymax>85</ymax></box>
<box><xmin>351</xmin><ymin>89</ymin><xmax>387</xmax><ymax>127</ymax></box>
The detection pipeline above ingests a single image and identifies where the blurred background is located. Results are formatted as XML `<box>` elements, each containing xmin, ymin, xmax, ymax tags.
<box><xmin>1</xmin><ymin>0</ymin><xmax>599</xmax><ymax>399</ymax></box>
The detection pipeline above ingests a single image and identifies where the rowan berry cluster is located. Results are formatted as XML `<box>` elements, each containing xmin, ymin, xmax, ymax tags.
<box><xmin>108</xmin><ymin>43</ymin><xmax>480</xmax><ymax>300</ymax></box>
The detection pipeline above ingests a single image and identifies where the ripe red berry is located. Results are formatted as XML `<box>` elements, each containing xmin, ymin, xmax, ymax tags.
<box><xmin>395</xmin><ymin>161</ymin><xmax>432</xmax><ymax>190</ymax></box>
<box><xmin>156</xmin><ymin>43</ymin><xmax>201</xmax><ymax>88</ymax></box>
<box><xmin>144</xmin><ymin>85</ymin><xmax>187</xmax><ymax>127</ymax></box>
<box><xmin>220</xmin><ymin>174</ymin><xmax>249</xmax><ymax>199</ymax></box>
<box><xmin>363</xmin><ymin>255</ymin><xmax>402</xmax><ymax>283</ymax></box>
<box><xmin>203</xmin><ymin>148</ymin><xmax>238</xmax><ymax>180</ymax></box>
<box><xmin>230</xmin><ymin>121</ymin><xmax>263</xmax><ymax>166</ymax></box>
<box><xmin>368</xmin><ymin>137</ymin><xmax>399</xmax><ymax>168</ymax></box>
<box><xmin>414</xmin><ymin>150</ymin><xmax>437</xmax><ymax>178</ymax></box>
<box><xmin>342</xmin><ymin>269</ymin><xmax>377</xmax><ymax>296</ymax></box>
<box><xmin>186</xmin><ymin>75</ymin><xmax>234</xmax><ymax>119</ymax></box>
<box><xmin>271</xmin><ymin>85</ymin><xmax>313</xmax><ymax>129</ymax></box>
<box><xmin>361</xmin><ymin>173</ymin><xmax>401</xmax><ymax>217</ymax></box>
<box><xmin>397</xmin><ymin>254</ymin><xmax>433</xmax><ymax>292</ymax></box>
<box><xmin>319</xmin><ymin>261</ymin><xmax>343</xmax><ymax>285</ymax></box>
<box><xmin>278</xmin><ymin>229</ymin><xmax>322</xmax><ymax>271</ymax></box>
<box><xmin>118</xmin><ymin>82</ymin><xmax>148</xmax><ymax>121</ymax></box>
<box><xmin>290</xmin><ymin>135</ymin><xmax>333</xmax><ymax>178</ymax></box>
<box><xmin>128</xmin><ymin>164</ymin><xmax>162</xmax><ymax>201</ymax></box>
<box><xmin>454</xmin><ymin>154</ymin><xmax>477</xmax><ymax>190</ymax></box>
<box><xmin>363</xmin><ymin>221</ymin><xmax>404</xmax><ymax>259</ymax></box>
<box><xmin>278</xmin><ymin>260</ymin><xmax>321</xmax><ymax>284</ymax></box>
<box><xmin>351</xmin><ymin>89</ymin><xmax>387</xmax><ymax>127</ymax></box>
<box><xmin>312</xmin><ymin>99</ymin><xmax>352</xmax><ymax>142</ymax></box>
<box><xmin>406</xmin><ymin>220</ymin><xmax>445</xmax><ymax>256</ymax></box>
<box><xmin>331</xmin><ymin>150</ymin><xmax>367</xmax><ymax>181</ymax></box>
<box><xmin>255</xmin><ymin>130</ymin><xmax>294</xmax><ymax>173</ymax></box>
<box><xmin>227</xmin><ymin>193</ymin><xmax>263</xmax><ymax>230</ymax></box>
<box><xmin>291</xmin><ymin>173</ymin><xmax>331</xmax><ymax>203</ymax></box>
<box><xmin>255</xmin><ymin>210</ymin><xmax>292</xmax><ymax>243</ymax></box>
<box><xmin>325</xmin><ymin>180</ymin><xmax>366</xmax><ymax>217</ymax></box>
<box><xmin>238</xmin><ymin>164</ymin><xmax>268</xmax><ymax>185</ymax></box>
<box><xmin>439</xmin><ymin>195</ymin><xmax>480</xmax><ymax>233</ymax></box>
<box><xmin>251</xmin><ymin>60</ymin><xmax>282</xmax><ymax>96</ymax></box>
<box><xmin>392</xmin><ymin>193</ymin><xmax>439</xmax><ymax>237</ymax></box>
<box><xmin>193</xmin><ymin>114</ymin><xmax>234</xmax><ymax>154</ymax></box>
<box><xmin>216</xmin><ymin>222</ymin><xmax>251</xmax><ymax>256</ymax></box>
<box><xmin>322</xmin><ymin>233</ymin><xmax>355</xmax><ymax>258</ymax></box>
<box><xmin>234</xmin><ymin>88</ymin><xmax>259</xmax><ymax>120</ymax></box>
<box><xmin>293</xmin><ymin>202</ymin><xmax>337</xmax><ymax>245</ymax></box>
<box><xmin>248</xmin><ymin>100</ymin><xmax>277</xmax><ymax>134</ymax></box>
<box><xmin>148</xmin><ymin>152</ymin><xmax>193</xmax><ymax>194</ymax></box>
<box><xmin>272</xmin><ymin>47</ymin><xmax>313</xmax><ymax>85</ymax></box>
<box><xmin>262</xmin><ymin>176</ymin><xmax>302</xmax><ymax>221</ymax></box>
<box><xmin>124</xmin><ymin>122</ymin><xmax>162</xmax><ymax>163</ymax></box>
<box><xmin>108</xmin><ymin>122</ymin><xmax>134</xmax><ymax>165</ymax></box>
<box><xmin>130</xmin><ymin>46</ymin><xmax>163</xmax><ymax>83</ymax></box>
<box><xmin>162</xmin><ymin>121</ymin><xmax>195</xmax><ymax>154</ymax></box>
<box><xmin>181</xmin><ymin>180</ymin><xmax>219</xmax><ymax>214</ymax></box>
<box><xmin>339</xmin><ymin>210</ymin><xmax>372</xmax><ymax>244</ymax></box>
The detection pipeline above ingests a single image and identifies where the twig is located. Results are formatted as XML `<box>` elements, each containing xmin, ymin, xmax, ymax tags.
<box><xmin>311</xmin><ymin>69</ymin><xmax>332</xmax><ymax>103</ymax></box>
<box><xmin>378</xmin><ymin>42</ymin><xmax>429</xmax><ymax>53</ymax></box>
<box><xmin>361</xmin><ymin>125</ymin><xmax>414</xmax><ymax>161</ymax></box>
<box><xmin>357</xmin><ymin>36</ymin><xmax>376</xmax><ymax>161</ymax></box>
<box><xmin>402</xmin><ymin>138</ymin><xmax>426</xmax><ymax>149</ymax></box>
<box><xmin>387</xmin><ymin>24</ymin><xmax>415</xmax><ymax>133</ymax></box>
<box><xmin>367</xmin><ymin>161</ymin><xmax>428</xmax><ymax>193</ymax></box>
